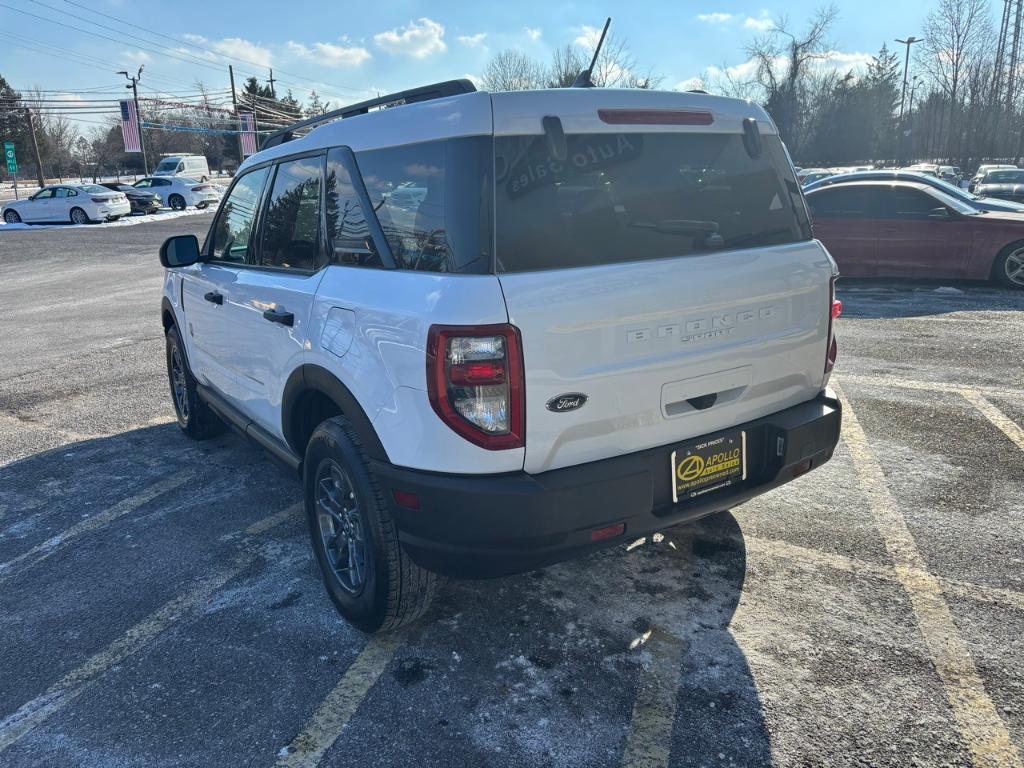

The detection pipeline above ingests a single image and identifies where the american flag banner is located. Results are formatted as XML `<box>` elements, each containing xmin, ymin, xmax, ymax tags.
<box><xmin>239</xmin><ymin>112</ymin><xmax>257</xmax><ymax>156</ymax></box>
<box><xmin>119</xmin><ymin>100</ymin><xmax>141</xmax><ymax>153</ymax></box>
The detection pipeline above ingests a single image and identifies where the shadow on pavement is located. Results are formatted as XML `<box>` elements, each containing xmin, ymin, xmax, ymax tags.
<box><xmin>838</xmin><ymin>278</ymin><xmax>1024</xmax><ymax>318</ymax></box>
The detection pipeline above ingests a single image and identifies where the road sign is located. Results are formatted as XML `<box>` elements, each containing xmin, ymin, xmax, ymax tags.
<box><xmin>3</xmin><ymin>141</ymin><xmax>16</xmax><ymax>173</ymax></box>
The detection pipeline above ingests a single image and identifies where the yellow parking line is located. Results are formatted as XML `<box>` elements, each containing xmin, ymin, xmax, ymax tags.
<box><xmin>836</xmin><ymin>383</ymin><xmax>1022</xmax><ymax>768</ymax></box>
<box><xmin>245</xmin><ymin>503</ymin><xmax>301</xmax><ymax>536</ymax></box>
<box><xmin>840</xmin><ymin>373</ymin><xmax>1023</xmax><ymax>400</ymax></box>
<box><xmin>0</xmin><ymin>474</ymin><xmax>193</xmax><ymax>584</ymax></box>
<box><xmin>620</xmin><ymin>627</ymin><xmax>686</xmax><ymax>768</ymax></box>
<box><xmin>960</xmin><ymin>389</ymin><xmax>1024</xmax><ymax>453</ymax></box>
<box><xmin>0</xmin><ymin>556</ymin><xmax>253</xmax><ymax>753</ymax></box>
<box><xmin>275</xmin><ymin>633</ymin><xmax>404</xmax><ymax>768</ymax></box>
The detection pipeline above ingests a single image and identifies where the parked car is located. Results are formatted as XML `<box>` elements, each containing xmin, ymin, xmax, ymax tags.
<box><xmin>100</xmin><ymin>182</ymin><xmax>161</xmax><ymax>214</ymax></box>
<box><xmin>157</xmin><ymin>80</ymin><xmax>843</xmax><ymax>632</ymax></box>
<box><xmin>974</xmin><ymin>169</ymin><xmax>1024</xmax><ymax>204</ymax></box>
<box><xmin>1</xmin><ymin>183</ymin><xmax>130</xmax><ymax>224</ymax></box>
<box><xmin>133</xmin><ymin>176</ymin><xmax>220</xmax><ymax>210</ymax></box>
<box><xmin>798</xmin><ymin>167</ymin><xmax>833</xmax><ymax>185</ymax></box>
<box><xmin>806</xmin><ymin>180</ymin><xmax>1024</xmax><ymax>288</ymax></box>
<box><xmin>153</xmin><ymin>154</ymin><xmax>211</xmax><ymax>181</ymax></box>
<box><xmin>803</xmin><ymin>170</ymin><xmax>1024</xmax><ymax>213</ymax></box>
<box><xmin>969</xmin><ymin>164</ymin><xmax>1017</xmax><ymax>192</ymax></box>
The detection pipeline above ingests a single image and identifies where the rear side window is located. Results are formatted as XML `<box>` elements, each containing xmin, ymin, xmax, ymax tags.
<box><xmin>494</xmin><ymin>132</ymin><xmax>810</xmax><ymax>272</ymax></box>
<box><xmin>356</xmin><ymin>137</ymin><xmax>491</xmax><ymax>273</ymax></box>
<box><xmin>209</xmin><ymin>166</ymin><xmax>270</xmax><ymax>264</ymax></box>
<box><xmin>260</xmin><ymin>156</ymin><xmax>323</xmax><ymax>271</ymax></box>
<box><xmin>871</xmin><ymin>188</ymin><xmax>939</xmax><ymax>219</ymax></box>
<box><xmin>326</xmin><ymin>148</ymin><xmax>381</xmax><ymax>268</ymax></box>
<box><xmin>807</xmin><ymin>187</ymin><xmax>871</xmax><ymax>219</ymax></box>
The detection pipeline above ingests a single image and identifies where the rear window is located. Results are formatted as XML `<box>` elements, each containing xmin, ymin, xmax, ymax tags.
<box><xmin>494</xmin><ymin>132</ymin><xmax>811</xmax><ymax>272</ymax></box>
<box><xmin>986</xmin><ymin>170</ymin><xmax>1024</xmax><ymax>184</ymax></box>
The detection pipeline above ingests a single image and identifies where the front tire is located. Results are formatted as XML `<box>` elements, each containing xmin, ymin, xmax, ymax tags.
<box><xmin>165</xmin><ymin>325</ymin><xmax>226</xmax><ymax>439</ymax></box>
<box><xmin>993</xmin><ymin>242</ymin><xmax>1024</xmax><ymax>289</ymax></box>
<box><xmin>70</xmin><ymin>207</ymin><xmax>90</xmax><ymax>225</ymax></box>
<box><xmin>304</xmin><ymin>417</ymin><xmax>438</xmax><ymax>633</ymax></box>
<box><xmin>169</xmin><ymin>194</ymin><xmax>187</xmax><ymax>211</ymax></box>
<box><xmin>3</xmin><ymin>209</ymin><xmax>21</xmax><ymax>224</ymax></box>
<box><xmin>196</xmin><ymin>202</ymin><xmax>208</xmax><ymax>210</ymax></box>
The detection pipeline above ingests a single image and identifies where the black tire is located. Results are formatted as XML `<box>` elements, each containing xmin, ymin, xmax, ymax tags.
<box><xmin>165</xmin><ymin>325</ymin><xmax>226</xmax><ymax>439</ymax></box>
<box><xmin>107</xmin><ymin>215</ymin><xmax>121</xmax><ymax>222</ymax></box>
<box><xmin>196</xmin><ymin>202</ymin><xmax>208</xmax><ymax>210</ymax></box>
<box><xmin>993</xmin><ymin>241</ymin><xmax>1024</xmax><ymax>289</ymax></box>
<box><xmin>3</xmin><ymin>209</ymin><xmax>21</xmax><ymax>224</ymax></box>
<box><xmin>304</xmin><ymin>416</ymin><xmax>438</xmax><ymax>633</ymax></box>
<box><xmin>169</xmin><ymin>194</ymin><xmax>187</xmax><ymax>211</ymax></box>
<box><xmin>70</xmin><ymin>207</ymin><xmax>90</xmax><ymax>225</ymax></box>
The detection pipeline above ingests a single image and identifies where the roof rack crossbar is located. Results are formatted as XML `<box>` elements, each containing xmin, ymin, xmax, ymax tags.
<box><xmin>259</xmin><ymin>79</ymin><xmax>478</xmax><ymax>151</ymax></box>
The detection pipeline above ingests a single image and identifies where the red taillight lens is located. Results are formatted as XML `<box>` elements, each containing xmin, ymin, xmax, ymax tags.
<box><xmin>426</xmin><ymin>324</ymin><xmax>524</xmax><ymax>450</ymax></box>
<box><xmin>191</xmin><ymin>185</ymin><xmax>210</xmax><ymax>191</ymax></box>
<box><xmin>90</xmin><ymin>196</ymin><xmax>107</xmax><ymax>203</ymax></box>
<box><xmin>824</xmin><ymin>277</ymin><xmax>839</xmax><ymax>379</ymax></box>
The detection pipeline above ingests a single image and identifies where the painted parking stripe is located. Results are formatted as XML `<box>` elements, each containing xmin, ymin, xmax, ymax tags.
<box><xmin>836</xmin><ymin>383</ymin><xmax>1022</xmax><ymax>768</ymax></box>
<box><xmin>245</xmin><ymin>502</ymin><xmax>301</xmax><ymax>536</ymax></box>
<box><xmin>0</xmin><ymin>474</ymin><xmax>192</xmax><ymax>584</ymax></box>
<box><xmin>275</xmin><ymin>632</ymin><xmax>404</xmax><ymax>768</ymax></box>
<box><xmin>960</xmin><ymin>389</ymin><xmax>1024</xmax><ymax>453</ymax></box>
<box><xmin>840</xmin><ymin>373</ymin><xmax>1023</xmax><ymax>400</ymax></box>
<box><xmin>0</xmin><ymin>556</ymin><xmax>252</xmax><ymax>753</ymax></box>
<box><xmin>620</xmin><ymin>627</ymin><xmax>686</xmax><ymax>768</ymax></box>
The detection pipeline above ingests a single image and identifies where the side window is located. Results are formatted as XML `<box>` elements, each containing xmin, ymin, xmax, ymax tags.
<box><xmin>808</xmin><ymin>187</ymin><xmax>870</xmax><ymax>219</ymax></box>
<box><xmin>67</xmin><ymin>189</ymin><xmax>78</xmax><ymax>197</ymax></box>
<box><xmin>54</xmin><ymin>188</ymin><xmax>69</xmax><ymax>198</ymax></box>
<box><xmin>871</xmin><ymin>188</ymin><xmax>941</xmax><ymax>219</ymax></box>
<box><xmin>260</xmin><ymin>156</ymin><xmax>323</xmax><ymax>271</ymax></box>
<box><xmin>325</xmin><ymin>147</ymin><xmax>381</xmax><ymax>267</ymax></box>
<box><xmin>209</xmin><ymin>166</ymin><xmax>270</xmax><ymax>264</ymax></box>
<box><xmin>34</xmin><ymin>189</ymin><xmax>54</xmax><ymax>199</ymax></box>
<box><xmin>135</xmin><ymin>179</ymin><xmax>150</xmax><ymax>189</ymax></box>
<box><xmin>155</xmin><ymin>179</ymin><xmax>172</xmax><ymax>187</ymax></box>
<box><xmin>357</xmin><ymin>141</ymin><xmax>450</xmax><ymax>272</ymax></box>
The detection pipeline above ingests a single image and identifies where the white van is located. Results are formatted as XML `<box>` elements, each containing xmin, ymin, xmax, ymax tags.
<box><xmin>153</xmin><ymin>154</ymin><xmax>211</xmax><ymax>181</ymax></box>
<box><xmin>157</xmin><ymin>79</ymin><xmax>843</xmax><ymax>632</ymax></box>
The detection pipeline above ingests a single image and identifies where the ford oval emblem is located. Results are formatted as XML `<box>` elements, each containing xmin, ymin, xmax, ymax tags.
<box><xmin>546</xmin><ymin>393</ymin><xmax>588</xmax><ymax>413</ymax></box>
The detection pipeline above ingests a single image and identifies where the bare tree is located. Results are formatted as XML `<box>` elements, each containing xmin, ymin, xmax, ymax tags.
<box><xmin>548</xmin><ymin>44</ymin><xmax>586</xmax><ymax>88</ymax></box>
<box><xmin>481</xmin><ymin>50</ymin><xmax>546</xmax><ymax>92</ymax></box>
<box><xmin>917</xmin><ymin>0</ymin><xmax>992</xmax><ymax>158</ymax></box>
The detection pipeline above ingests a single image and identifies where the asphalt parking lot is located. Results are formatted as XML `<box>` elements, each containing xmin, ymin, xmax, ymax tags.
<box><xmin>1</xmin><ymin>218</ymin><xmax>1023</xmax><ymax>767</ymax></box>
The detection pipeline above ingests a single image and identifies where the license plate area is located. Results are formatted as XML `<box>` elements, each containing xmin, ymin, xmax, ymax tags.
<box><xmin>671</xmin><ymin>430</ymin><xmax>746</xmax><ymax>503</ymax></box>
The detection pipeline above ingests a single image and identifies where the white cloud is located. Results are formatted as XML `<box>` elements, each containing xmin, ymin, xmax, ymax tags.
<box><xmin>697</xmin><ymin>12</ymin><xmax>733</xmax><ymax>24</ymax></box>
<box><xmin>524</xmin><ymin>27</ymin><xmax>542</xmax><ymax>41</ymax></box>
<box><xmin>676</xmin><ymin>76</ymin><xmax>705</xmax><ymax>91</ymax></box>
<box><xmin>822</xmin><ymin>50</ymin><xmax>874</xmax><ymax>70</ymax></box>
<box><xmin>706</xmin><ymin>58</ymin><xmax>762</xmax><ymax>82</ymax></box>
<box><xmin>287</xmin><ymin>41</ymin><xmax>370</xmax><ymax>67</ymax></box>
<box><xmin>374</xmin><ymin>18</ymin><xmax>447</xmax><ymax>58</ymax></box>
<box><xmin>463</xmin><ymin>73</ymin><xmax>483</xmax><ymax>89</ymax></box>
<box><xmin>121</xmin><ymin>49</ymin><xmax>151</xmax><ymax>65</ymax></box>
<box><xmin>457</xmin><ymin>33</ymin><xmax>487</xmax><ymax>47</ymax></box>
<box><xmin>743</xmin><ymin>12</ymin><xmax>775</xmax><ymax>32</ymax></box>
<box><xmin>574</xmin><ymin>25</ymin><xmax>602</xmax><ymax>50</ymax></box>
<box><xmin>179</xmin><ymin>34</ymin><xmax>273</xmax><ymax>68</ymax></box>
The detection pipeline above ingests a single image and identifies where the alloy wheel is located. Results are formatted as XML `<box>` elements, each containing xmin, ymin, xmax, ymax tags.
<box><xmin>3</xmin><ymin>210</ymin><xmax>19</xmax><ymax>223</ymax></box>
<box><xmin>1005</xmin><ymin>248</ymin><xmax>1024</xmax><ymax>287</ymax></box>
<box><xmin>315</xmin><ymin>459</ymin><xmax>367</xmax><ymax>594</ymax></box>
<box><xmin>70</xmin><ymin>208</ymin><xmax>88</xmax><ymax>225</ymax></box>
<box><xmin>170</xmin><ymin>345</ymin><xmax>189</xmax><ymax>421</ymax></box>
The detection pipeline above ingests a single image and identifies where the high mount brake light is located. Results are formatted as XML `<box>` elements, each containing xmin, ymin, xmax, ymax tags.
<box><xmin>597</xmin><ymin>108</ymin><xmax>714</xmax><ymax>126</ymax></box>
<box><xmin>426</xmin><ymin>324</ymin><xmax>525</xmax><ymax>450</ymax></box>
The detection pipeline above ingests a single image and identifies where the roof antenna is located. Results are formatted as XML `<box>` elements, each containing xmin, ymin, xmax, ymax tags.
<box><xmin>572</xmin><ymin>17</ymin><xmax>611</xmax><ymax>88</ymax></box>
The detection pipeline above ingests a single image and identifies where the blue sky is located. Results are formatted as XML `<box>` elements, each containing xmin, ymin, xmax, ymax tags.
<box><xmin>0</xmin><ymin>0</ymin><xmax>958</xmax><ymax>110</ymax></box>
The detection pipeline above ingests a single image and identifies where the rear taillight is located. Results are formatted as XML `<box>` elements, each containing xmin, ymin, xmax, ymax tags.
<box><xmin>90</xmin><ymin>196</ymin><xmax>107</xmax><ymax>203</ymax></box>
<box><xmin>191</xmin><ymin>185</ymin><xmax>210</xmax><ymax>192</ymax></box>
<box><xmin>426</xmin><ymin>324</ymin><xmax>524</xmax><ymax>450</ymax></box>
<box><xmin>824</xmin><ymin>277</ymin><xmax>841</xmax><ymax>381</ymax></box>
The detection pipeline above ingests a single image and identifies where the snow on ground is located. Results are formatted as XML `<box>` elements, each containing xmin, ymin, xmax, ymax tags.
<box><xmin>0</xmin><ymin>206</ymin><xmax>213</xmax><ymax>232</ymax></box>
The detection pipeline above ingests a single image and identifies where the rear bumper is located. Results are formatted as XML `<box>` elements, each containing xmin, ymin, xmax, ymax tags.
<box><xmin>374</xmin><ymin>390</ymin><xmax>842</xmax><ymax>578</ymax></box>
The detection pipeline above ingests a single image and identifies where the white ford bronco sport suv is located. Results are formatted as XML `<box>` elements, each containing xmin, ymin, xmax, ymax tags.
<box><xmin>159</xmin><ymin>79</ymin><xmax>842</xmax><ymax>633</ymax></box>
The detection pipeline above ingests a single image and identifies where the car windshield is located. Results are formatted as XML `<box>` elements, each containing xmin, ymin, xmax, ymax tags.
<box><xmin>155</xmin><ymin>160</ymin><xmax>178</xmax><ymax>172</ymax></box>
<box><xmin>985</xmin><ymin>170</ymin><xmax>1024</xmax><ymax>184</ymax></box>
<box><xmin>926</xmin><ymin>187</ymin><xmax>979</xmax><ymax>215</ymax></box>
<box><xmin>924</xmin><ymin>175</ymin><xmax>977</xmax><ymax>201</ymax></box>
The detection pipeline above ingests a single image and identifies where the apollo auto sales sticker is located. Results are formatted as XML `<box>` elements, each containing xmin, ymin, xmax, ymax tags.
<box><xmin>671</xmin><ymin>431</ymin><xmax>746</xmax><ymax>503</ymax></box>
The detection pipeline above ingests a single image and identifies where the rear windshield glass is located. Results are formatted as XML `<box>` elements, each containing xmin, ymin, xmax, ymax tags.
<box><xmin>985</xmin><ymin>170</ymin><xmax>1024</xmax><ymax>184</ymax></box>
<box><xmin>494</xmin><ymin>132</ymin><xmax>811</xmax><ymax>272</ymax></box>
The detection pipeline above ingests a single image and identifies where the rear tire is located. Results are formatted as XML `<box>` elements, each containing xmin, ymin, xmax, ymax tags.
<box><xmin>993</xmin><ymin>241</ymin><xmax>1024</xmax><ymax>289</ymax></box>
<box><xmin>165</xmin><ymin>325</ymin><xmax>226</xmax><ymax>439</ymax></box>
<box><xmin>3</xmin><ymin>209</ymin><xmax>21</xmax><ymax>224</ymax></box>
<box><xmin>70</xmin><ymin>207</ymin><xmax>90</xmax><ymax>225</ymax></box>
<box><xmin>196</xmin><ymin>202</ymin><xmax>208</xmax><ymax>210</ymax></box>
<box><xmin>169</xmin><ymin>194</ymin><xmax>187</xmax><ymax>211</ymax></box>
<box><xmin>304</xmin><ymin>416</ymin><xmax>438</xmax><ymax>633</ymax></box>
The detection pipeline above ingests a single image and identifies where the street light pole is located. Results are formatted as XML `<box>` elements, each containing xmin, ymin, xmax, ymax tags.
<box><xmin>896</xmin><ymin>37</ymin><xmax>921</xmax><ymax>120</ymax></box>
<box><xmin>119</xmin><ymin>66</ymin><xmax>149</xmax><ymax>175</ymax></box>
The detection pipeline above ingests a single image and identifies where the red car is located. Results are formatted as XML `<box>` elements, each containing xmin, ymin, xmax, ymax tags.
<box><xmin>805</xmin><ymin>180</ymin><xmax>1024</xmax><ymax>289</ymax></box>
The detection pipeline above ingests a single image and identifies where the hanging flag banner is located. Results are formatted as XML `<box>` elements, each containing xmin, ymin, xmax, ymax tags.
<box><xmin>239</xmin><ymin>112</ymin><xmax>258</xmax><ymax>156</ymax></box>
<box><xmin>119</xmin><ymin>100</ymin><xmax>142</xmax><ymax>153</ymax></box>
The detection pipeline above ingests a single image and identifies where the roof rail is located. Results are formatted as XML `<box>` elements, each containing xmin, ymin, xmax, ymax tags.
<box><xmin>259</xmin><ymin>79</ymin><xmax>478</xmax><ymax>151</ymax></box>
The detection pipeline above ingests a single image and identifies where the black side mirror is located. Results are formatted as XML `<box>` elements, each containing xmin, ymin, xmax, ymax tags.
<box><xmin>159</xmin><ymin>234</ymin><xmax>202</xmax><ymax>267</ymax></box>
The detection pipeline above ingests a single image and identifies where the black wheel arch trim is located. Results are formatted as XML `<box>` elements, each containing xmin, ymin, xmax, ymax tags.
<box><xmin>282</xmin><ymin>364</ymin><xmax>389</xmax><ymax>463</ymax></box>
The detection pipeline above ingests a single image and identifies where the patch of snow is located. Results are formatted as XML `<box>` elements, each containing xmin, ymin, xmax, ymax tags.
<box><xmin>0</xmin><ymin>207</ymin><xmax>212</xmax><ymax>232</ymax></box>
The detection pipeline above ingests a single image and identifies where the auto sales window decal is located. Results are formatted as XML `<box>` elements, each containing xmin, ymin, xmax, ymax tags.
<box><xmin>505</xmin><ymin>134</ymin><xmax>644</xmax><ymax>199</ymax></box>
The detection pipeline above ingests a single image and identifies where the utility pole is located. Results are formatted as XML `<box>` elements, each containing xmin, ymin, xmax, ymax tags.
<box><xmin>895</xmin><ymin>36</ymin><xmax>921</xmax><ymax>120</ymax></box>
<box><xmin>119</xmin><ymin>66</ymin><xmax>149</xmax><ymax>175</ymax></box>
<box><xmin>228</xmin><ymin>65</ymin><xmax>244</xmax><ymax>164</ymax></box>
<box><xmin>24</xmin><ymin>108</ymin><xmax>44</xmax><ymax>188</ymax></box>
<box><xmin>267</xmin><ymin>68</ymin><xmax>277</xmax><ymax>99</ymax></box>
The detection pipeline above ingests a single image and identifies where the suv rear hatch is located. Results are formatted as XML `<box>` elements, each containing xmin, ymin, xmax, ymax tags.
<box><xmin>491</xmin><ymin>90</ymin><xmax>834</xmax><ymax>474</ymax></box>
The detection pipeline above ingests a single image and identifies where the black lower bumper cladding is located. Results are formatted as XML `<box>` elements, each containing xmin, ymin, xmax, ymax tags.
<box><xmin>374</xmin><ymin>390</ymin><xmax>841</xmax><ymax>578</ymax></box>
